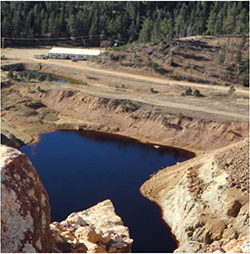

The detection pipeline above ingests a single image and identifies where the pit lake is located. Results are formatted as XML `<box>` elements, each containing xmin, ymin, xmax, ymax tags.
<box><xmin>20</xmin><ymin>130</ymin><xmax>189</xmax><ymax>253</ymax></box>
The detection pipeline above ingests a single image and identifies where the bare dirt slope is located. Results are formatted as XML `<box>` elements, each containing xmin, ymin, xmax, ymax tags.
<box><xmin>1</xmin><ymin>76</ymin><xmax>248</xmax><ymax>154</ymax></box>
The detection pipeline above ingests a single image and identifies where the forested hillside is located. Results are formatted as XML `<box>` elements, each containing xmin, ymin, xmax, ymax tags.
<box><xmin>1</xmin><ymin>1</ymin><xmax>249</xmax><ymax>44</ymax></box>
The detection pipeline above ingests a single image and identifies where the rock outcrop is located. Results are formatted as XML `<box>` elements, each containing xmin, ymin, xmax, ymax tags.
<box><xmin>210</xmin><ymin>235</ymin><xmax>249</xmax><ymax>253</ymax></box>
<box><xmin>1</xmin><ymin>145</ymin><xmax>52</xmax><ymax>252</ymax></box>
<box><xmin>140</xmin><ymin>138</ymin><xmax>249</xmax><ymax>253</ymax></box>
<box><xmin>50</xmin><ymin>200</ymin><xmax>133</xmax><ymax>253</ymax></box>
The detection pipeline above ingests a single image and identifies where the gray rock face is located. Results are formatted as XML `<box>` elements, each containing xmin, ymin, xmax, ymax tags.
<box><xmin>1</xmin><ymin>145</ymin><xmax>52</xmax><ymax>253</ymax></box>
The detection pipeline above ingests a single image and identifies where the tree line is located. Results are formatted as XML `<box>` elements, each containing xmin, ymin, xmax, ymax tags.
<box><xmin>1</xmin><ymin>1</ymin><xmax>249</xmax><ymax>45</ymax></box>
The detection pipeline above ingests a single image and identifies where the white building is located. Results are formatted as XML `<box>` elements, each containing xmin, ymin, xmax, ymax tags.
<box><xmin>49</xmin><ymin>47</ymin><xmax>102</xmax><ymax>60</ymax></box>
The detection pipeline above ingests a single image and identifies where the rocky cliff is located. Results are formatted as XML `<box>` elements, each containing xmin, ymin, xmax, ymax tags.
<box><xmin>1</xmin><ymin>145</ymin><xmax>133</xmax><ymax>253</ymax></box>
<box><xmin>1</xmin><ymin>145</ymin><xmax>52</xmax><ymax>252</ymax></box>
<box><xmin>140</xmin><ymin>138</ymin><xmax>249</xmax><ymax>253</ymax></box>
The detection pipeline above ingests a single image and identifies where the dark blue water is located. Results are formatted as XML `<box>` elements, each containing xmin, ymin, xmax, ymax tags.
<box><xmin>20</xmin><ymin>130</ymin><xmax>189</xmax><ymax>253</ymax></box>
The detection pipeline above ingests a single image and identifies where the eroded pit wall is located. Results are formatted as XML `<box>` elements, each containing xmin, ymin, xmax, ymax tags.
<box><xmin>140</xmin><ymin>138</ymin><xmax>249</xmax><ymax>253</ymax></box>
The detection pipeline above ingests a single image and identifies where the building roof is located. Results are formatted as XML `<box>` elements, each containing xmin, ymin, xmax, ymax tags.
<box><xmin>49</xmin><ymin>47</ymin><xmax>101</xmax><ymax>56</ymax></box>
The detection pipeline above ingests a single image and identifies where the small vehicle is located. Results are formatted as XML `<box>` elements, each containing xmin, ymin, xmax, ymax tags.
<box><xmin>71</xmin><ymin>58</ymin><xmax>78</xmax><ymax>62</ymax></box>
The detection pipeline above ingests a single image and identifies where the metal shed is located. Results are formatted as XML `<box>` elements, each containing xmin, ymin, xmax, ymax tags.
<box><xmin>49</xmin><ymin>47</ymin><xmax>102</xmax><ymax>60</ymax></box>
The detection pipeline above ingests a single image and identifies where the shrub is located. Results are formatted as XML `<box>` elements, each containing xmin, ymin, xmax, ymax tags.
<box><xmin>121</xmin><ymin>99</ymin><xmax>138</xmax><ymax>112</ymax></box>
<box><xmin>150</xmin><ymin>87</ymin><xmax>154</xmax><ymax>93</ymax></box>
<box><xmin>228</xmin><ymin>85</ymin><xmax>235</xmax><ymax>96</ymax></box>
<box><xmin>216</xmin><ymin>53</ymin><xmax>224</xmax><ymax>65</ymax></box>
<box><xmin>7</xmin><ymin>69</ymin><xmax>14</xmax><ymax>79</ymax></box>
<box><xmin>177</xmin><ymin>111</ymin><xmax>183</xmax><ymax>119</ymax></box>
<box><xmin>46</xmin><ymin>74</ymin><xmax>52</xmax><ymax>82</ymax></box>
<box><xmin>162</xmin><ymin>116</ymin><xmax>167</xmax><ymax>125</ymax></box>
<box><xmin>118</xmin><ymin>56</ymin><xmax>123</xmax><ymax>65</ymax></box>
<box><xmin>184</xmin><ymin>44</ymin><xmax>189</xmax><ymax>54</ymax></box>
<box><xmin>184</xmin><ymin>87</ymin><xmax>192</xmax><ymax>95</ymax></box>
<box><xmin>26</xmin><ymin>73</ymin><xmax>33</xmax><ymax>81</ymax></box>
<box><xmin>174</xmin><ymin>44</ymin><xmax>181</xmax><ymax>54</ymax></box>
<box><xmin>146</xmin><ymin>58</ymin><xmax>159</xmax><ymax>70</ymax></box>
<box><xmin>193</xmin><ymin>89</ymin><xmax>201</xmax><ymax>97</ymax></box>
<box><xmin>38</xmin><ymin>74</ymin><xmax>44</xmax><ymax>81</ymax></box>
<box><xmin>37</xmin><ymin>86</ymin><xmax>41</xmax><ymax>90</ymax></box>
<box><xmin>240</xmin><ymin>72</ymin><xmax>249</xmax><ymax>87</ymax></box>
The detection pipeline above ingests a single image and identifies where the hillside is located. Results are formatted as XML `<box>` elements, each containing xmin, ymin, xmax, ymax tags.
<box><xmin>96</xmin><ymin>35</ymin><xmax>249</xmax><ymax>88</ymax></box>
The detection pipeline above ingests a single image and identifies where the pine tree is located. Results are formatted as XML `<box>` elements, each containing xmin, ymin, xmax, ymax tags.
<box><xmin>67</xmin><ymin>14</ymin><xmax>76</xmax><ymax>37</ymax></box>
<box><xmin>174</xmin><ymin>6</ymin><xmax>187</xmax><ymax>38</ymax></box>
<box><xmin>1</xmin><ymin>16</ymin><xmax>11</xmax><ymax>37</ymax></box>
<box><xmin>160</xmin><ymin>17</ymin><xmax>173</xmax><ymax>42</ymax></box>
<box><xmin>151</xmin><ymin>18</ymin><xmax>161</xmax><ymax>44</ymax></box>
<box><xmin>138</xmin><ymin>18</ymin><xmax>153</xmax><ymax>43</ymax></box>
<box><xmin>193</xmin><ymin>2</ymin><xmax>204</xmax><ymax>35</ymax></box>
<box><xmin>235</xmin><ymin>43</ymin><xmax>243</xmax><ymax>64</ymax></box>
<box><xmin>48</xmin><ymin>13</ymin><xmax>57</xmax><ymax>37</ymax></box>
<box><xmin>214</xmin><ymin>10</ymin><xmax>224</xmax><ymax>35</ymax></box>
<box><xmin>206</xmin><ymin>8</ymin><xmax>216</xmax><ymax>35</ymax></box>
<box><xmin>235</xmin><ymin>8</ymin><xmax>249</xmax><ymax>34</ymax></box>
<box><xmin>223</xmin><ymin>3</ymin><xmax>236</xmax><ymax>34</ymax></box>
<box><xmin>12</xmin><ymin>9</ymin><xmax>22</xmax><ymax>37</ymax></box>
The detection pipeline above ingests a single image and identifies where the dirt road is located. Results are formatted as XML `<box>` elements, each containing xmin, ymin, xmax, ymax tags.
<box><xmin>42</xmin><ymin>77</ymin><xmax>248</xmax><ymax>121</ymax></box>
<box><xmin>42</xmin><ymin>59</ymin><xmax>249</xmax><ymax>96</ymax></box>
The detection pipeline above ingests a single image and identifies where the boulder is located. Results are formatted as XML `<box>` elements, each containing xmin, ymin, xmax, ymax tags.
<box><xmin>204</xmin><ymin>219</ymin><xmax>227</xmax><ymax>244</ymax></box>
<box><xmin>1</xmin><ymin>145</ymin><xmax>52</xmax><ymax>252</ymax></box>
<box><xmin>225</xmin><ymin>200</ymin><xmax>242</xmax><ymax>217</ymax></box>
<box><xmin>51</xmin><ymin>200</ymin><xmax>133</xmax><ymax>253</ymax></box>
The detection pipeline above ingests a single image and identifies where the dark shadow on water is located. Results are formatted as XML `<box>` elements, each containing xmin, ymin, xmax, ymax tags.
<box><xmin>20</xmin><ymin>130</ymin><xmax>190</xmax><ymax>253</ymax></box>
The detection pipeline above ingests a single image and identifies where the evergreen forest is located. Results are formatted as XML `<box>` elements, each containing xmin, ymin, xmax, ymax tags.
<box><xmin>1</xmin><ymin>1</ymin><xmax>249</xmax><ymax>45</ymax></box>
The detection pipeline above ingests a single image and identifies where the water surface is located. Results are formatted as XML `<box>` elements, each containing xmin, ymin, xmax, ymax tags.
<box><xmin>20</xmin><ymin>130</ymin><xmax>188</xmax><ymax>253</ymax></box>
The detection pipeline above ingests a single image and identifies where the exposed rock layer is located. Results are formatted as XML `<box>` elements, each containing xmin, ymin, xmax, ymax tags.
<box><xmin>1</xmin><ymin>145</ymin><xmax>52</xmax><ymax>252</ymax></box>
<box><xmin>50</xmin><ymin>200</ymin><xmax>133</xmax><ymax>253</ymax></box>
<box><xmin>140</xmin><ymin>138</ymin><xmax>249</xmax><ymax>253</ymax></box>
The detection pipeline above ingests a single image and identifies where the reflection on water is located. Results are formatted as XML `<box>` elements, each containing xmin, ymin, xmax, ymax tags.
<box><xmin>29</xmin><ymin>143</ymin><xmax>37</xmax><ymax>156</ymax></box>
<box><xmin>20</xmin><ymin>130</ymin><xmax>189</xmax><ymax>253</ymax></box>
